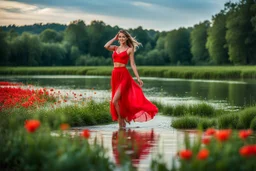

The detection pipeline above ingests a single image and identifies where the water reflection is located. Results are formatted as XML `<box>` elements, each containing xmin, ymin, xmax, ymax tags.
<box><xmin>112</xmin><ymin>129</ymin><xmax>158</xmax><ymax>168</ymax></box>
<box><xmin>1</xmin><ymin>75</ymin><xmax>256</xmax><ymax>107</ymax></box>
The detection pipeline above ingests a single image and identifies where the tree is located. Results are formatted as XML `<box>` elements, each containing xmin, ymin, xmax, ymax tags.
<box><xmin>87</xmin><ymin>20</ymin><xmax>106</xmax><ymax>57</ymax></box>
<box><xmin>226</xmin><ymin>0</ymin><xmax>256</xmax><ymax>64</ymax></box>
<box><xmin>9</xmin><ymin>32</ymin><xmax>42</xmax><ymax>66</ymax></box>
<box><xmin>129</xmin><ymin>26</ymin><xmax>151</xmax><ymax>53</ymax></box>
<box><xmin>206</xmin><ymin>10</ymin><xmax>229</xmax><ymax>64</ymax></box>
<box><xmin>0</xmin><ymin>29</ymin><xmax>9</xmax><ymax>65</ymax></box>
<box><xmin>41</xmin><ymin>43</ymin><xmax>66</xmax><ymax>66</ymax></box>
<box><xmin>144</xmin><ymin>49</ymin><xmax>165</xmax><ymax>65</ymax></box>
<box><xmin>64</xmin><ymin>20</ymin><xmax>89</xmax><ymax>54</ymax></box>
<box><xmin>165</xmin><ymin>28</ymin><xmax>192</xmax><ymax>65</ymax></box>
<box><xmin>190</xmin><ymin>20</ymin><xmax>210</xmax><ymax>64</ymax></box>
<box><xmin>40</xmin><ymin>29</ymin><xmax>63</xmax><ymax>43</ymax></box>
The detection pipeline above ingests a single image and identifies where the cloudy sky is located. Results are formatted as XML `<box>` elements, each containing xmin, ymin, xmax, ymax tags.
<box><xmin>0</xmin><ymin>0</ymin><xmax>239</xmax><ymax>31</ymax></box>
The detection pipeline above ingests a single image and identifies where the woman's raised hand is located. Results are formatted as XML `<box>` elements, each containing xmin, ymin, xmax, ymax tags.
<box><xmin>114</xmin><ymin>33</ymin><xmax>119</xmax><ymax>40</ymax></box>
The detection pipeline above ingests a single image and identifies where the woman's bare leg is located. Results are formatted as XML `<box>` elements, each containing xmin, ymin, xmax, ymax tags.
<box><xmin>112</xmin><ymin>86</ymin><xmax>126</xmax><ymax>128</ymax></box>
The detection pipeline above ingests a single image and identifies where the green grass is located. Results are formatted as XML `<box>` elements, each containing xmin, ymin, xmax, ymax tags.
<box><xmin>0</xmin><ymin>121</ymin><xmax>115</xmax><ymax>171</ymax></box>
<box><xmin>170</xmin><ymin>105</ymin><xmax>256</xmax><ymax>130</ymax></box>
<box><xmin>152</xmin><ymin>101</ymin><xmax>225</xmax><ymax>117</ymax></box>
<box><xmin>1</xmin><ymin>66</ymin><xmax>256</xmax><ymax>79</ymax></box>
<box><xmin>171</xmin><ymin>116</ymin><xmax>216</xmax><ymax>129</ymax></box>
<box><xmin>0</xmin><ymin>100</ymin><xmax>112</xmax><ymax>130</ymax></box>
<box><xmin>218</xmin><ymin>113</ymin><xmax>240</xmax><ymax>129</ymax></box>
<box><xmin>151</xmin><ymin>130</ymin><xmax>256</xmax><ymax>171</ymax></box>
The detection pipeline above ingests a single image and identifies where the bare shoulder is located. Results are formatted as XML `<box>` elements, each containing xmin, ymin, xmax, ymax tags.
<box><xmin>127</xmin><ymin>47</ymin><xmax>134</xmax><ymax>55</ymax></box>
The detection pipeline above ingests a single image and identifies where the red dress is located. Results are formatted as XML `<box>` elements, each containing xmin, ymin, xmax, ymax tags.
<box><xmin>112</xmin><ymin>129</ymin><xmax>157</xmax><ymax>166</ymax></box>
<box><xmin>110</xmin><ymin>47</ymin><xmax>158</xmax><ymax>122</ymax></box>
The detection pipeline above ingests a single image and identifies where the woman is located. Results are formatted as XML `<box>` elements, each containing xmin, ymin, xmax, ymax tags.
<box><xmin>104</xmin><ymin>30</ymin><xmax>158</xmax><ymax>128</ymax></box>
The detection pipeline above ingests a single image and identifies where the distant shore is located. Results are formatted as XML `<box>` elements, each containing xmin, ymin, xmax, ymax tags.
<box><xmin>1</xmin><ymin>66</ymin><xmax>256</xmax><ymax>79</ymax></box>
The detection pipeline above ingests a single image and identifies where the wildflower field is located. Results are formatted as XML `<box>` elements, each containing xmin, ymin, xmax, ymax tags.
<box><xmin>0</xmin><ymin>81</ymin><xmax>255</xmax><ymax>171</ymax></box>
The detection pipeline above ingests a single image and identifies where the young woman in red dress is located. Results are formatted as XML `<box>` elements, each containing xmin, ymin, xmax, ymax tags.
<box><xmin>104</xmin><ymin>30</ymin><xmax>158</xmax><ymax>129</ymax></box>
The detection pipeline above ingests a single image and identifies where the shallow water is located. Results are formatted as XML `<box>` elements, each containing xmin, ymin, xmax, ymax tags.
<box><xmin>1</xmin><ymin>75</ymin><xmax>256</xmax><ymax>110</ymax></box>
<box><xmin>71</xmin><ymin>115</ymin><xmax>190</xmax><ymax>171</ymax></box>
<box><xmin>2</xmin><ymin>75</ymin><xmax>256</xmax><ymax>170</ymax></box>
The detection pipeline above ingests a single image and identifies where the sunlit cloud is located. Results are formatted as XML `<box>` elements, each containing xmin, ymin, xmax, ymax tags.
<box><xmin>131</xmin><ymin>1</ymin><xmax>153</xmax><ymax>8</ymax></box>
<box><xmin>0</xmin><ymin>0</ymin><xmax>240</xmax><ymax>31</ymax></box>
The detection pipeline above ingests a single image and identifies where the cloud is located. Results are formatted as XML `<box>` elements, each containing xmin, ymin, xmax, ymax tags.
<box><xmin>131</xmin><ymin>1</ymin><xmax>154</xmax><ymax>8</ymax></box>
<box><xmin>0</xmin><ymin>0</ymin><xmax>239</xmax><ymax>31</ymax></box>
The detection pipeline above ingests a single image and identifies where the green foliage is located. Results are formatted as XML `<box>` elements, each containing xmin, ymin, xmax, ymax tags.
<box><xmin>190</xmin><ymin>20</ymin><xmax>210</xmax><ymax>64</ymax></box>
<box><xmin>159</xmin><ymin>103</ymin><xmax>222</xmax><ymax>117</ymax></box>
<box><xmin>206</xmin><ymin>10</ymin><xmax>229</xmax><ymax>64</ymax></box>
<box><xmin>0</xmin><ymin>100</ymin><xmax>112</xmax><ymax>130</ymax></box>
<box><xmin>151</xmin><ymin>130</ymin><xmax>256</xmax><ymax>171</ymax></box>
<box><xmin>0</xmin><ymin>28</ymin><xmax>9</xmax><ymax>65</ymax></box>
<box><xmin>165</xmin><ymin>28</ymin><xmax>192</xmax><ymax>65</ymax></box>
<box><xmin>41</xmin><ymin>43</ymin><xmax>66</xmax><ymax>66</ymax></box>
<box><xmin>238</xmin><ymin>107</ymin><xmax>256</xmax><ymax>129</ymax></box>
<box><xmin>9</xmin><ymin>32</ymin><xmax>43</xmax><ymax>66</ymax></box>
<box><xmin>218</xmin><ymin>113</ymin><xmax>240</xmax><ymax>129</ymax></box>
<box><xmin>171</xmin><ymin>105</ymin><xmax>256</xmax><ymax>130</ymax></box>
<box><xmin>40</xmin><ymin>29</ymin><xmax>63</xmax><ymax>43</ymax></box>
<box><xmin>0</xmin><ymin>124</ymin><xmax>115</xmax><ymax>171</ymax></box>
<box><xmin>2</xmin><ymin>66</ymin><xmax>256</xmax><ymax>80</ymax></box>
<box><xmin>75</xmin><ymin>54</ymin><xmax>112</xmax><ymax>66</ymax></box>
<box><xmin>1</xmin><ymin>23</ymin><xmax>66</xmax><ymax>34</ymax></box>
<box><xmin>64</xmin><ymin>20</ymin><xmax>89</xmax><ymax>54</ymax></box>
<box><xmin>226</xmin><ymin>0</ymin><xmax>256</xmax><ymax>64</ymax></box>
<box><xmin>171</xmin><ymin>117</ymin><xmax>216</xmax><ymax>129</ymax></box>
<box><xmin>250</xmin><ymin>117</ymin><xmax>256</xmax><ymax>130</ymax></box>
<box><xmin>1</xmin><ymin>1</ymin><xmax>256</xmax><ymax>66</ymax></box>
<box><xmin>144</xmin><ymin>49</ymin><xmax>165</xmax><ymax>65</ymax></box>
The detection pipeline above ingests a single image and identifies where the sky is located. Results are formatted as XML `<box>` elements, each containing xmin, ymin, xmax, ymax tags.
<box><xmin>0</xmin><ymin>0</ymin><xmax>239</xmax><ymax>31</ymax></box>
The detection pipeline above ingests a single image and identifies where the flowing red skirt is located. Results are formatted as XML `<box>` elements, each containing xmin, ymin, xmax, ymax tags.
<box><xmin>110</xmin><ymin>67</ymin><xmax>158</xmax><ymax>122</ymax></box>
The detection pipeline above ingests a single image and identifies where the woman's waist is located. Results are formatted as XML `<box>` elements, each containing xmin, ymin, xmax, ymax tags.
<box><xmin>113</xmin><ymin>65</ymin><xmax>127</xmax><ymax>71</ymax></box>
<box><xmin>113</xmin><ymin>62</ymin><xmax>126</xmax><ymax>68</ymax></box>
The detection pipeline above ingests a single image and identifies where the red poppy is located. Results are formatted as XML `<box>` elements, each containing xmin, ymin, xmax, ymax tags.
<box><xmin>81</xmin><ymin>129</ymin><xmax>90</xmax><ymax>139</ymax></box>
<box><xmin>239</xmin><ymin>145</ymin><xmax>255</xmax><ymax>157</ymax></box>
<box><xmin>239</xmin><ymin>129</ymin><xmax>253</xmax><ymax>140</ymax></box>
<box><xmin>24</xmin><ymin>120</ymin><xmax>41</xmax><ymax>133</ymax></box>
<box><xmin>179</xmin><ymin>149</ymin><xmax>193</xmax><ymax>160</ymax></box>
<box><xmin>215</xmin><ymin>129</ymin><xmax>232</xmax><ymax>142</ymax></box>
<box><xmin>60</xmin><ymin>123</ymin><xmax>70</xmax><ymax>130</ymax></box>
<box><xmin>205</xmin><ymin>128</ymin><xmax>216</xmax><ymax>136</ymax></box>
<box><xmin>202</xmin><ymin>137</ymin><xmax>211</xmax><ymax>145</ymax></box>
<box><xmin>197</xmin><ymin>149</ymin><xmax>209</xmax><ymax>160</ymax></box>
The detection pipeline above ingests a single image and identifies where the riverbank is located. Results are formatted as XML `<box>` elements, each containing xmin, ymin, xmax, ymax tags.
<box><xmin>1</xmin><ymin>82</ymin><xmax>255</xmax><ymax>170</ymax></box>
<box><xmin>1</xmin><ymin>66</ymin><xmax>256</xmax><ymax>79</ymax></box>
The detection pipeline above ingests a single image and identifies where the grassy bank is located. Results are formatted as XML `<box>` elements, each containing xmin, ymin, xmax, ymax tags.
<box><xmin>0</xmin><ymin>100</ymin><xmax>112</xmax><ymax>130</ymax></box>
<box><xmin>154</xmin><ymin>101</ymin><xmax>256</xmax><ymax>130</ymax></box>
<box><xmin>1</xmin><ymin>66</ymin><xmax>256</xmax><ymax>79</ymax></box>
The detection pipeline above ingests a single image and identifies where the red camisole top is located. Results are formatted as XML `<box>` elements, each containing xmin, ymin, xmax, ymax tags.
<box><xmin>112</xmin><ymin>47</ymin><xmax>130</xmax><ymax>65</ymax></box>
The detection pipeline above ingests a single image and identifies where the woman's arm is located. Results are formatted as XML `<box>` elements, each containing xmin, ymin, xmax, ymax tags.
<box><xmin>129</xmin><ymin>48</ymin><xmax>143</xmax><ymax>87</ymax></box>
<box><xmin>104</xmin><ymin>34</ymin><xmax>118</xmax><ymax>51</ymax></box>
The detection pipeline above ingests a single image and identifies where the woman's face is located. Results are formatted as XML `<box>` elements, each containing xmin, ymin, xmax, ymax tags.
<box><xmin>118</xmin><ymin>33</ymin><xmax>127</xmax><ymax>44</ymax></box>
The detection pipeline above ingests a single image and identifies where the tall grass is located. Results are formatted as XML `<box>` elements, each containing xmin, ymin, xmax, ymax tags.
<box><xmin>0</xmin><ymin>119</ymin><xmax>115</xmax><ymax>171</ymax></box>
<box><xmin>152</xmin><ymin>101</ymin><xmax>225</xmax><ymax>117</ymax></box>
<box><xmin>1</xmin><ymin>66</ymin><xmax>256</xmax><ymax>79</ymax></box>
<box><xmin>171</xmin><ymin>106</ymin><xmax>256</xmax><ymax>130</ymax></box>
<box><xmin>0</xmin><ymin>100</ymin><xmax>112</xmax><ymax>130</ymax></box>
<box><xmin>171</xmin><ymin>117</ymin><xmax>216</xmax><ymax>129</ymax></box>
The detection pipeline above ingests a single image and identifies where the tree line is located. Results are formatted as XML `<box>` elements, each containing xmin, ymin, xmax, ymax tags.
<box><xmin>0</xmin><ymin>0</ymin><xmax>255</xmax><ymax>66</ymax></box>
